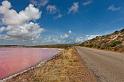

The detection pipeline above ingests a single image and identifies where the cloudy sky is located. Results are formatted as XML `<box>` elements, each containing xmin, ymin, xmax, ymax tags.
<box><xmin>0</xmin><ymin>0</ymin><xmax>124</xmax><ymax>45</ymax></box>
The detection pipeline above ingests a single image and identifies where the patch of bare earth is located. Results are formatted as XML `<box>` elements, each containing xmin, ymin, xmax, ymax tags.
<box><xmin>6</xmin><ymin>48</ymin><xmax>96</xmax><ymax>82</ymax></box>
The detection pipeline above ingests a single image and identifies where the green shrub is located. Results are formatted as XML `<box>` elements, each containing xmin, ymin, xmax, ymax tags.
<box><xmin>110</xmin><ymin>40</ymin><xmax>122</xmax><ymax>47</ymax></box>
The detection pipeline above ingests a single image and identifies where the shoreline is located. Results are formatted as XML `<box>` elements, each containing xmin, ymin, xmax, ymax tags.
<box><xmin>1</xmin><ymin>48</ymin><xmax>63</xmax><ymax>82</ymax></box>
<box><xmin>2</xmin><ymin>60</ymin><xmax>45</xmax><ymax>81</ymax></box>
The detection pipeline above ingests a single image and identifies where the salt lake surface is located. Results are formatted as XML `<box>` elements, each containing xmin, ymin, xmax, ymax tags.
<box><xmin>0</xmin><ymin>48</ymin><xmax>58</xmax><ymax>79</ymax></box>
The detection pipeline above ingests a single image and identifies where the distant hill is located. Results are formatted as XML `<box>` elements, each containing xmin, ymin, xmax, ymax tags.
<box><xmin>80</xmin><ymin>29</ymin><xmax>124</xmax><ymax>52</ymax></box>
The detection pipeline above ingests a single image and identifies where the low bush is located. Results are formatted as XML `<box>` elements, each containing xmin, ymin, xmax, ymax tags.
<box><xmin>110</xmin><ymin>40</ymin><xmax>122</xmax><ymax>47</ymax></box>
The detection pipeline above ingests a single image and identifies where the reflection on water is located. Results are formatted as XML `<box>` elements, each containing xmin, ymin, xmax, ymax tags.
<box><xmin>0</xmin><ymin>48</ymin><xmax>58</xmax><ymax>79</ymax></box>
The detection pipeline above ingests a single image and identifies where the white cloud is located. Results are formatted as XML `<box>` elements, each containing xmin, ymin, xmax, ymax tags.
<box><xmin>39</xmin><ymin>0</ymin><xmax>48</xmax><ymax>6</ymax></box>
<box><xmin>31</xmin><ymin>0</ymin><xmax>48</xmax><ymax>7</ymax></box>
<box><xmin>0</xmin><ymin>1</ymin><xmax>43</xmax><ymax>40</ymax></box>
<box><xmin>4</xmin><ymin>22</ymin><xmax>44</xmax><ymax>40</ymax></box>
<box><xmin>0</xmin><ymin>26</ymin><xmax>6</xmax><ymax>32</ymax></box>
<box><xmin>83</xmin><ymin>0</ymin><xmax>92</xmax><ymax>6</ymax></box>
<box><xmin>60</xmin><ymin>30</ymin><xmax>72</xmax><ymax>39</ymax></box>
<box><xmin>108</xmin><ymin>5</ymin><xmax>121</xmax><ymax>11</ymax></box>
<box><xmin>86</xmin><ymin>35</ymin><xmax>99</xmax><ymax>40</ymax></box>
<box><xmin>35</xmin><ymin>31</ymin><xmax>73</xmax><ymax>44</ymax></box>
<box><xmin>75</xmin><ymin>34</ymin><xmax>99</xmax><ymax>43</ymax></box>
<box><xmin>41</xmin><ymin>34</ymin><xmax>99</xmax><ymax>44</ymax></box>
<box><xmin>54</xmin><ymin>13</ymin><xmax>63</xmax><ymax>19</ymax></box>
<box><xmin>46</xmin><ymin>5</ymin><xmax>63</xmax><ymax>19</ymax></box>
<box><xmin>63</xmin><ymin>33</ymin><xmax>70</xmax><ymax>38</ymax></box>
<box><xmin>75</xmin><ymin>37</ymin><xmax>85</xmax><ymax>43</ymax></box>
<box><xmin>68</xmin><ymin>2</ymin><xmax>79</xmax><ymax>14</ymax></box>
<box><xmin>44</xmin><ymin>35</ymin><xmax>72</xmax><ymax>44</ymax></box>
<box><xmin>63</xmin><ymin>30</ymin><xmax>72</xmax><ymax>38</ymax></box>
<box><xmin>0</xmin><ymin>1</ymin><xmax>41</xmax><ymax>25</ymax></box>
<box><xmin>37</xmin><ymin>33</ymin><xmax>100</xmax><ymax>44</ymax></box>
<box><xmin>46</xmin><ymin>5</ymin><xmax>57</xmax><ymax>14</ymax></box>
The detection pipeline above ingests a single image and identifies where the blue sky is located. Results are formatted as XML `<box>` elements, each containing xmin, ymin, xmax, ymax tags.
<box><xmin>0</xmin><ymin>0</ymin><xmax>124</xmax><ymax>45</ymax></box>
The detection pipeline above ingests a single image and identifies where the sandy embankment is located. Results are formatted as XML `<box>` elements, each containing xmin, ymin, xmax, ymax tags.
<box><xmin>6</xmin><ymin>48</ymin><xmax>96</xmax><ymax>82</ymax></box>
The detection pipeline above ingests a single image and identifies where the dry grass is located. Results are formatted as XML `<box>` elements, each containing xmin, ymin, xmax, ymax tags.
<box><xmin>80</xmin><ymin>29</ymin><xmax>124</xmax><ymax>53</ymax></box>
<box><xmin>6</xmin><ymin>48</ymin><xmax>96</xmax><ymax>82</ymax></box>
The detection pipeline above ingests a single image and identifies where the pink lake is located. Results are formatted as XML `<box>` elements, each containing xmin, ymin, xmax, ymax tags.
<box><xmin>0</xmin><ymin>48</ymin><xmax>58</xmax><ymax>79</ymax></box>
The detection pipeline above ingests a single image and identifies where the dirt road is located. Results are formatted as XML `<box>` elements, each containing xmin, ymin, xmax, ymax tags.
<box><xmin>76</xmin><ymin>47</ymin><xmax>124</xmax><ymax>82</ymax></box>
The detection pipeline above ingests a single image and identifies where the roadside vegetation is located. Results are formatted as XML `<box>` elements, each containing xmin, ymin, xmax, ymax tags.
<box><xmin>80</xmin><ymin>29</ymin><xmax>124</xmax><ymax>52</ymax></box>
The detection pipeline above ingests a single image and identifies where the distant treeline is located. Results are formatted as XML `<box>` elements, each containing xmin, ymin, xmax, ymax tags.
<box><xmin>29</xmin><ymin>44</ymin><xmax>75</xmax><ymax>48</ymax></box>
<box><xmin>0</xmin><ymin>44</ymin><xmax>76</xmax><ymax>48</ymax></box>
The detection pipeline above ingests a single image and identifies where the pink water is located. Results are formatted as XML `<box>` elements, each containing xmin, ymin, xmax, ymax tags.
<box><xmin>0</xmin><ymin>48</ymin><xmax>58</xmax><ymax>79</ymax></box>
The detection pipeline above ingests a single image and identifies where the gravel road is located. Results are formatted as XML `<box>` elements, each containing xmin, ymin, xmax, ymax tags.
<box><xmin>76</xmin><ymin>47</ymin><xmax>124</xmax><ymax>82</ymax></box>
